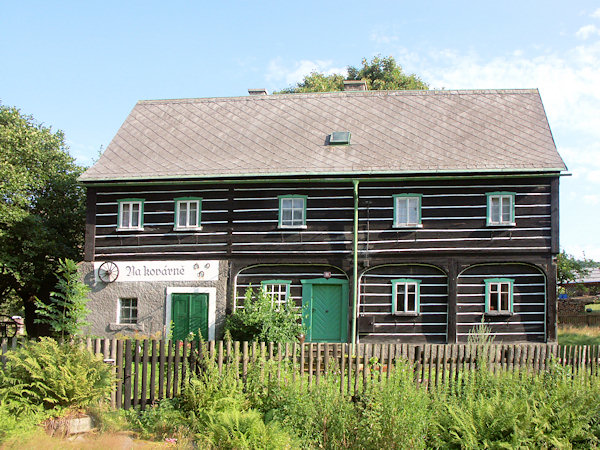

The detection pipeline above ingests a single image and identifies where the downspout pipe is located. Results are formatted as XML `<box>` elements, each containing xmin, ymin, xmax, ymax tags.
<box><xmin>352</xmin><ymin>179</ymin><xmax>359</xmax><ymax>349</ymax></box>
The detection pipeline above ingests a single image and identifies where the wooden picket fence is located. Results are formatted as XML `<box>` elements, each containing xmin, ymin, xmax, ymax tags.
<box><xmin>3</xmin><ymin>337</ymin><xmax>600</xmax><ymax>410</ymax></box>
<box><xmin>559</xmin><ymin>313</ymin><xmax>600</xmax><ymax>327</ymax></box>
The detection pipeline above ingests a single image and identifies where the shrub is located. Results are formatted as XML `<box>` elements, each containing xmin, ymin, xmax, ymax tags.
<box><xmin>200</xmin><ymin>408</ymin><xmax>296</xmax><ymax>449</ymax></box>
<box><xmin>247</xmin><ymin>360</ymin><xmax>359</xmax><ymax>449</ymax></box>
<box><xmin>0</xmin><ymin>337</ymin><xmax>113</xmax><ymax>413</ymax></box>
<box><xmin>0</xmin><ymin>403</ymin><xmax>47</xmax><ymax>443</ymax></box>
<box><xmin>225</xmin><ymin>286</ymin><xmax>304</xmax><ymax>343</ymax></box>
<box><xmin>356</xmin><ymin>360</ymin><xmax>431</xmax><ymax>449</ymax></box>
<box><xmin>430</xmin><ymin>360</ymin><xmax>600</xmax><ymax>448</ymax></box>
<box><xmin>121</xmin><ymin>399</ymin><xmax>187</xmax><ymax>440</ymax></box>
<box><xmin>180</xmin><ymin>351</ymin><xmax>247</xmax><ymax>428</ymax></box>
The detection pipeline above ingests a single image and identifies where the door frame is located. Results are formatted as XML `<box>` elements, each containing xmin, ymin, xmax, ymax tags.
<box><xmin>301</xmin><ymin>278</ymin><xmax>349</xmax><ymax>343</ymax></box>
<box><xmin>165</xmin><ymin>287</ymin><xmax>216</xmax><ymax>340</ymax></box>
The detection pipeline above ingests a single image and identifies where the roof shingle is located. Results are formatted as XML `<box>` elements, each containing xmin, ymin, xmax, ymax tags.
<box><xmin>80</xmin><ymin>89</ymin><xmax>566</xmax><ymax>182</ymax></box>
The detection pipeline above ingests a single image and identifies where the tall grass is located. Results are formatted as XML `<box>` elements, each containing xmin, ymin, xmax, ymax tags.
<box><xmin>559</xmin><ymin>325</ymin><xmax>600</xmax><ymax>345</ymax></box>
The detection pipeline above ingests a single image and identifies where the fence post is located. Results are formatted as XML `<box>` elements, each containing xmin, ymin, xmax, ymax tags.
<box><xmin>116</xmin><ymin>340</ymin><xmax>123</xmax><ymax>409</ymax></box>
<box><xmin>141</xmin><ymin>340</ymin><xmax>149</xmax><ymax>410</ymax></box>
<box><xmin>123</xmin><ymin>340</ymin><xmax>132</xmax><ymax>410</ymax></box>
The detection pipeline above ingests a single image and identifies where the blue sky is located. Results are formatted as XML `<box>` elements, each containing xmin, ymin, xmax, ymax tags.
<box><xmin>2</xmin><ymin>1</ymin><xmax>599</xmax><ymax>259</ymax></box>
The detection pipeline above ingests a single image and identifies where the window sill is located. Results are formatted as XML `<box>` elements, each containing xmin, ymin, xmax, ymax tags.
<box><xmin>278</xmin><ymin>225</ymin><xmax>308</xmax><ymax>230</ymax></box>
<box><xmin>487</xmin><ymin>223</ymin><xmax>516</xmax><ymax>227</ymax></box>
<box><xmin>485</xmin><ymin>311</ymin><xmax>513</xmax><ymax>317</ymax></box>
<box><xmin>393</xmin><ymin>224</ymin><xmax>423</xmax><ymax>229</ymax></box>
<box><xmin>116</xmin><ymin>227</ymin><xmax>144</xmax><ymax>232</ymax></box>
<box><xmin>174</xmin><ymin>226</ymin><xmax>203</xmax><ymax>232</ymax></box>
<box><xmin>108</xmin><ymin>322</ymin><xmax>144</xmax><ymax>332</ymax></box>
<box><xmin>393</xmin><ymin>312</ymin><xmax>419</xmax><ymax>317</ymax></box>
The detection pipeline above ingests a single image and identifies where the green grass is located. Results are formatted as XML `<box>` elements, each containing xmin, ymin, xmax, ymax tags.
<box><xmin>558</xmin><ymin>325</ymin><xmax>600</xmax><ymax>345</ymax></box>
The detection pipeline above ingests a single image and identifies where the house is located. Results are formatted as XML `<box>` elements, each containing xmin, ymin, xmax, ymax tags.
<box><xmin>79</xmin><ymin>84</ymin><xmax>567</xmax><ymax>343</ymax></box>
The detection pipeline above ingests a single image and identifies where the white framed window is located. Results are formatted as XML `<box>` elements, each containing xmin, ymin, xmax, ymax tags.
<box><xmin>278</xmin><ymin>195</ymin><xmax>307</xmax><ymax>228</ymax></box>
<box><xmin>117</xmin><ymin>199</ymin><xmax>144</xmax><ymax>230</ymax></box>
<box><xmin>393</xmin><ymin>194</ymin><xmax>422</xmax><ymax>228</ymax></box>
<box><xmin>485</xmin><ymin>278</ymin><xmax>514</xmax><ymax>315</ymax></box>
<box><xmin>486</xmin><ymin>192</ymin><xmax>515</xmax><ymax>226</ymax></box>
<box><xmin>391</xmin><ymin>279</ymin><xmax>421</xmax><ymax>315</ymax></box>
<box><xmin>261</xmin><ymin>280</ymin><xmax>292</xmax><ymax>309</ymax></box>
<box><xmin>118</xmin><ymin>298</ymin><xmax>138</xmax><ymax>324</ymax></box>
<box><xmin>175</xmin><ymin>197</ymin><xmax>202</xmax><ymax>230</ymax></box>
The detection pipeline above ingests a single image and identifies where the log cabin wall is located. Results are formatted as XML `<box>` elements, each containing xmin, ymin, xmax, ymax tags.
<box><xmin>88</xmin><ymin>174</ymin><xmax>557</xmax><ymax>343</ymax></box>
<box><xmin>456</xmin><ymin>263</ymin><xmax>547</xmax><ymax>343</ymax></box>
<box><xmin>358</xmin><ymin>264</ymin><xmax>448</xmax><ymax>343</ymax></box>
<box><xmin>92</xmin><ymin>176</ymin><xmax>552</xmax><ymax>260</ymax></box>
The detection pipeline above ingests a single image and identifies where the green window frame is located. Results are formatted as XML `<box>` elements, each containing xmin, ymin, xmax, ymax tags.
<box><xmin>118</xmin><ymin>297</ymin><xmax>138</xmax><ymax>324</ymax></box>
<box><xmin>391</xmin><ymin>278</ymin><xmax>421</xmax><ymax>315</ymax></box>
<box><xmin>393</xmin><ymin>194</ymin><xmax>423</xmax><ymax>228</ymax></box>
<box><xmin>484</xmin><ymin>278</ymin><xmax>514</xmax><ymax>314</ymax></box>
<box><xmin>117</xmin><ymin>198</ymin><xmax>144</xmax><ymax>231</ymax></box>
<box><xmin>486</xmin><ymin>192</ymin><xmax>516</xmax><ymax>226</ymax></box>
<box><xmin>278</xmin><ymin>195</ymin><xmax>307</xmax><ymax>229</ymax></box>
<box><xmin>260</xmin><ymin>279</ymin><xmax>292</xmax><ymax>309</ymax></box>
<box><xmin>174</xmin><ymin>197</ymin><xmax>202</xmax><ymax>230</ymax></box>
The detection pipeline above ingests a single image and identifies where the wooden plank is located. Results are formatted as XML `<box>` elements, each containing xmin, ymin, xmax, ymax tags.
<box><xmin>141</xmin><ymin>340</ymin><xmax>149</xmax><ymax>409</ymax></box>
<box><xmin>308</xmin><ymin>343</ymin><xmax>314</xmax><ymax>388</ymax></box>
<box><xmin>133</xmin><ymin>340</ymin><xmax>140</xmax><ymax>408</ymax></box>
<box><xmin>166</xmin><ymin>341</ymin><xmax>173</xmax><ymax>398</ymax></box>
<box><xmin>173</xmin><ymin>342</ymin><xmax>180</xmax><ymax>397</ymax></box>
<box><xmin>242</xmin><ymin>341</ymin><xmax>249</xmax><ymax>382</ymax></box>
<box><xmin>181</xmin><ymin>341</ymin><xmax>187</xmax><ymax>391</ymax></box>
<box><xmin>300</xmin><ymin>343</ymin><xmax>305</xmax><ymax>383</ymax></box>
<box><xmin>209</xmin><ymin>340</ymin><xmax>216</xmax><ymax>362</ymax></box>
<box><xmin>277</xmin><ymin>343</ymin><xmax>283</xmax><ymax>383</ymax></box>
<box><xmin>217</xmin><ymin>341</ymin><xmax>224</xmax><ymax>374</ymax></box>
<box><xmin>234</xmin><ymin>341</ymin><xmax>240</xmax><ymax>380</ymax></box>
<box><xmin>448</xmin><ymin>344</ymin><xmax>455</xmax><ymax>388</ymax></box>
<box><xmin>115</xmin><ymin>340</ymin><xmax>123</xmax><ymax>409</ymax></box>
<box><xmin>362</xmin><ymin>344</ymin><xmax>369</xmax><ymax>393</ymax></box>
<box><xmin>340</xmin><ymin>343</ymin><xmax>346</xmax><ymax>394</ymax></box>
<box><xmin>353</xmin><ymin>345</ymin><xmax>360</xmax><ymax>396</ymax></box>
<box><xmin>158</xmin><ymin>340</ymin><xmax>165</xmax><ymax>400</ymax></box>
<box><xmin>386</xmin><ymin>343</ymin><xmax>394</xmax><ymax>380</ymax></box>
<box><xmin>315</xmin><ymin>343</ymin><xmax>321</xmax><ymax>385</ymax></box>
<box><xmin>150</xmin><ymin>340</ymin><xmax>157</xmax><ymax>405</ymax></box>
<box><xmin>123</xmin><ymin>340</ymin><xmax>132</xmax><ymax>410</ymax></box>
<box><xmin>434</xmin><ymin>345</ymin><xmax>441</xmax><ymax>389</ymax></box>
<box><xmin>324</xmin><ymin>343</ymin><xmax>329</xmax><ymax>376</ymax></box>
<box><xmin>414</xmin><ymin>346</ymin><xmax>422</xmax><ymax>385</ymax></box>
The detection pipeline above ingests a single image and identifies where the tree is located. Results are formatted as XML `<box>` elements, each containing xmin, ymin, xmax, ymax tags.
<box><xmin>0</xmin><ymin>104</ymin><xmax>85</xmax><ymax>335</ymax></box>
<box><xmin>275</xmin><ymin>55</ymin><xmax>428</xmax><ymax>94</ymax></box>
<box><xmin>34</xmin><ymin>259</ymin><xmax>90</xmax><ymax>338</ymax></box>
<box><xmin>556</xmin><ymin>250</ymin><xmax>599</xmax><ymax>285</ymax></box>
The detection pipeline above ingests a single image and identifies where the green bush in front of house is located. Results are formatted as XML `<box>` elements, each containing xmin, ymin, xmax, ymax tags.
<box><xmin>0</xmin><ymin>337</ymin><xmax>113</xmax><ymax>414</ymax></box>
<box><xmin>224</xmin><ymin>286</ymin><xmax>304</xmax><ymax>343</ymax></box>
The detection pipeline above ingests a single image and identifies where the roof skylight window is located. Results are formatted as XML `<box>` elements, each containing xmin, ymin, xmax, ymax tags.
<box><xmin>330</xmin><ymin>131</ymin><xmax>351</xmax><ymax>145</ymax></box>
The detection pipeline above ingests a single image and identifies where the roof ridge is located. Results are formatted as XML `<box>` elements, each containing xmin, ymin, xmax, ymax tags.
<box><xmin>138</xmin><ymin>88</ymin><xmax>540</xmax><ymax>105</ymax></box>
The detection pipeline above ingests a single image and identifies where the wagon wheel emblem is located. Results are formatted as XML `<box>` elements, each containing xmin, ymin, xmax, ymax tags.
<box><xmin>0</xmin><ymin>315</ymin><xmax>18</xmax><ymax>338</ymax></box>
<box><xmin>98</xmin><ymin>261</ymin><xmax>119</xmax><ymax>283</ymax></box>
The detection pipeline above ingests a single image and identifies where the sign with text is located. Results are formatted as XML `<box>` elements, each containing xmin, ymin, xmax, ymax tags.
<box><xmin>94</xmin><ymin>260</ymin><xmax>219</xmax><ymax>283</ymax></box>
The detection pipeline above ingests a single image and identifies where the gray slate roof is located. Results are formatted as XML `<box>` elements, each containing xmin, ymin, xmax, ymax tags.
<box><xmin>80</xmin><ymin>89</ymin><xmax>566</xmax><ymax>182</ymax></box>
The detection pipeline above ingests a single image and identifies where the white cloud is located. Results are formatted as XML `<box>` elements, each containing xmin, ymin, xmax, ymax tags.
<box><xmin>370</xmin><ymin>31</ymin><xmax>399</xmax><ymax>45</ymax></box>
<box><xmin>583</xmin><ymin>194</ymin><xmax>600</xmax><ymax>205</ymax></box>
<box><xmin>265</xmin><ymin>59</ymin><xmax>347</xmax><ymax>88</ymax></box>
<box><xmin>591</xmin><ymin>8</ymin><xmax>600</xmax><ymax>19</ymax></box>
<box><xmin>576</xmin><ymin>24</ymin><xmax>600</xmax><ymax>39</ymax></box>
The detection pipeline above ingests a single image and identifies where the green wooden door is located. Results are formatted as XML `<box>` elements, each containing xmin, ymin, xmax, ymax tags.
<box><xmin>171</xmin><ymin>293</ymin><xmax>208</xmax><ymax>341</ymax></box>
<box><xmin>302</xmin><ymin>278</ymin><xmax>349</xmax><ymax>343</ymax></box>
